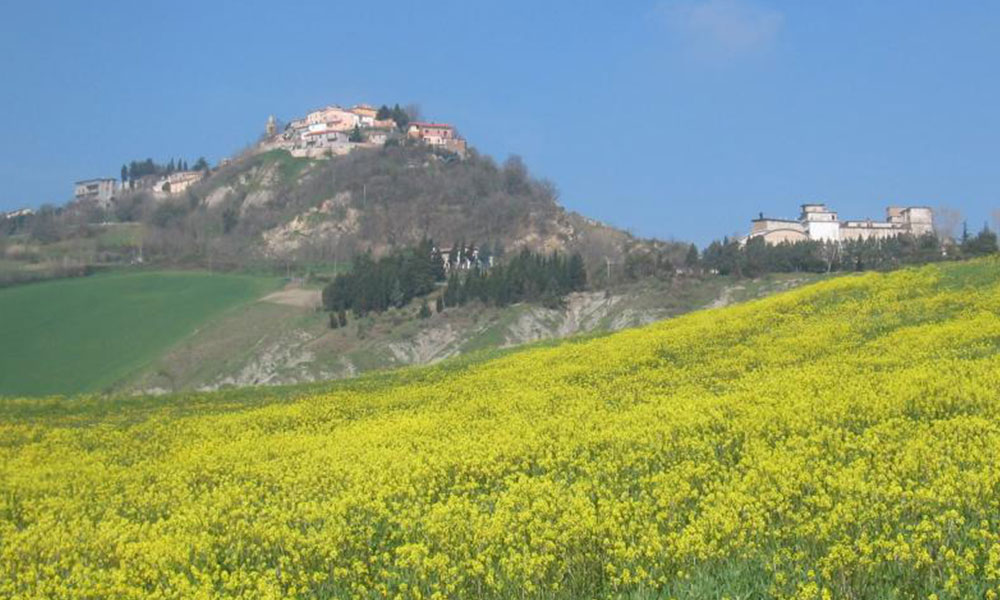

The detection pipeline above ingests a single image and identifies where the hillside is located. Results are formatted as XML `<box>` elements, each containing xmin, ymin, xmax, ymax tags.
<box><xmin>126</xmin><ymin>271</ymin><xmax>818</xmax><ymax>393</ymax></box>
<box><xmin>2</xmin><ymin>258</ymin><xmax>998</xmax><ymax>598</ymax></box>
<box><xmin>0</xmin><ymin>272</ymin><xmax>278</xmax><ymax>395</ymax></box>
<box><xmin>105</xmin><ymin>145</ymin><xmax>677</xmax><ymax>281</ymax></box>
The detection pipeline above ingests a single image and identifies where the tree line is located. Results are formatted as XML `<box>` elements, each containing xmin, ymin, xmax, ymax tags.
<box><xmin>696</xmin><ymin>228</ymin><xmax>998</xmax><ymax>278</ymax></box>
<box><xmin>375</xmin><ymin>104</ymin><xmax>417</xmax><ymax>131</ymax></box>
<box><xmin>121</xmin><ymin>157</ymin><xmax>209</xmax><ymax>183</ymax></box>
<box><xmin>320</xmin><ymin>242</ymin><xmax>589</xmax><ymax>328</ymax></box>
<box><xmin>442</xmin><ymin>248</ymin><xmax>587</xmax><ymax>310</ymax></box>
<box><xmin>321</xmin><ymin>238</ymin><xmax>445</xmax><ymax>318</ymax></box>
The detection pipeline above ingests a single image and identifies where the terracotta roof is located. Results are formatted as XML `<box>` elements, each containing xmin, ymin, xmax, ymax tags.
<box><xmin>409</xmin><ymin>122</ymin><xmax>454</xmax><ymax>129</ymax></box>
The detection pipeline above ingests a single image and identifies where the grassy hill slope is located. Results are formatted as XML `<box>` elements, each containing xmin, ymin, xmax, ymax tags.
<box><xmin>2</xmin><ymin>258</ymin><xmax>999</xmax><ymax>598</ymax></box>
<box><xmin>0</xmin><ymin>271</ymin><xmax>278</xmax><ymax>395</ymax></box>
<box><xmin>125</xmin><ymin>272</ymin><xmax>820</xmax><ymax>393</ymax></box>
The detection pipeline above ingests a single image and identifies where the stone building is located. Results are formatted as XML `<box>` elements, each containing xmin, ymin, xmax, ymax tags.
<box><xmin>152</xmin><ymin>171</ymin><xmax>202</xmax><ymax>196</ymax></box>
<box><xmin>747</xmin><ymin>204</ymin><xmax>934</xmax><ymax>245</ymax></box>
<box><xmin>74</xmin><ymin>178</ymin><xmax>119</xmax><ymax>206</ymax></box>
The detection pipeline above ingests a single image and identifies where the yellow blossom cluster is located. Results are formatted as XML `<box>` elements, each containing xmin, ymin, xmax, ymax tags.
<box><xmin>2</xmin><ymin>258</ymin><xmax>1000</xmax><ymax>598</ymax></box>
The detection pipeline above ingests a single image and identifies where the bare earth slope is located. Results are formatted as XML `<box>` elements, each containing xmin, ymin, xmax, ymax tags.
<box><xmin>126</xmin><ymin>273</ymin><xmax>820</xmax><ymax>393</ymax></box>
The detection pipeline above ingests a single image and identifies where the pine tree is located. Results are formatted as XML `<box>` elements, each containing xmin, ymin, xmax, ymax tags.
<box><xmin>684</xmin><ymin>244</ymin><xmax>699</xmax><ymax>269</ymax></box>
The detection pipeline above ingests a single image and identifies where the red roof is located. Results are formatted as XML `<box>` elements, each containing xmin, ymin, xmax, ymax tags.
<box><xmin>409</xmin><ymin>122</ymin><xmax>454</xmax><ymax>129</ymax></box>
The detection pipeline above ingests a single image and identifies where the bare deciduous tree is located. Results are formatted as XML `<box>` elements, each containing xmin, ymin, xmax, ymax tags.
<box><xmin>934</xmin><ymin>205</ymin><xmax>963</xmax><ymax>240</ymax></box>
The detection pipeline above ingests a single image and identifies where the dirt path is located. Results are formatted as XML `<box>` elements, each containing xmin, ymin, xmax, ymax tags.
<box><xmin>260</xmin><ymin>288</ymin><xmax>322</xmax><ymax>309</ymax></box>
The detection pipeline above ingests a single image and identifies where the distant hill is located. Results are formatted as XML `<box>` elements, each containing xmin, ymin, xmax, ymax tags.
<box><xmin>107</xmin><ymin>145</ymin><xmax>685</xmax><ymax>282</ymax></box>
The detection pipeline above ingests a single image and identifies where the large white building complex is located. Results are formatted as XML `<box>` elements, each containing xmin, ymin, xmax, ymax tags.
<box><xmin>746</xmin><ymin>204</ymin><xmax>934</xmax><ymax>245</ymax></box>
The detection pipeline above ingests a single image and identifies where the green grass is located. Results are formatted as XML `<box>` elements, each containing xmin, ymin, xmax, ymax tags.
<box><xmin>0</xmin><ymin>271</ymin><xmax>279</xmax><ymax>396</ymax></box>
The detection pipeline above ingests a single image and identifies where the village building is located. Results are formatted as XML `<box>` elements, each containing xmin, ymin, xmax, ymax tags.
<box><xmin>350</xmin><ymin>104</ymin><xmax>377</xmax><ymax>127</ymax></box>
<box><xmin>305</xmin><ymin>105</ymin><xmax>360</xmax><ymax>132</ymax></box>
<box><xmin>747</xmin><ymin>204</ymin><xmax>934</xmax><ymax>245</ymax></box>
<box><xmin>74</xmin><ymin>178</ymin><xmax>119</xmax><ymax>206</ymax></box>
<box><xmin>364</xmin><ymin>128</ymin><xmax>393</xmax><ymax>146</ymax></box>
<box><xmin>2</xmin><ymin>208</ymin><xmax>34</xmax><ymax>220</ymax></box>
<box><xmin>302</xmin><ymin>128</ymin><xmax>351</xmax><ymax>150</ymax></box>
<box><xmin>259</xmin><ymin>102</ymin><xmax>467</xmax><ymax>159</ymax></box>
<box><xmin>152</xmin><ymin>170</ymin><xmax>203</xmax><ymax>196</ymax></box>
<box><xmin>407</xmin><ymin>122</ymin><xmax>468</xmax><ymax>157</ymax></box>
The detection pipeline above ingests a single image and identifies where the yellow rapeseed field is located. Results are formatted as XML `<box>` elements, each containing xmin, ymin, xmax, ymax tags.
<box><xmin>2</xmin><ymin>258</ymin><xmax>1000</xmax><ymax>599</ymax></box>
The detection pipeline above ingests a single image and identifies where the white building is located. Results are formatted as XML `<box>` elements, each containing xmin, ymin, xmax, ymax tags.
<box><xmin>747</xmin><ymin>204</ymin><xmax>934</xmax><ymax>245</ymax></box>
<box><xmin>2</xmin><ymin>208</ymin><xmax>34</xmax><ymax>219</ymax></box>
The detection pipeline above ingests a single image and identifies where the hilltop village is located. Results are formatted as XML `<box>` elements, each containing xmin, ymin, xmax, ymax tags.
<box><xmin>261</xmin><ymin>103</ymin><xmax>467</xmax><ymax>159</ymax></box>
<box><xmin>69</xmin><ymin>102</ymin><xmax>467</xmax><ymax>207</ymax></box>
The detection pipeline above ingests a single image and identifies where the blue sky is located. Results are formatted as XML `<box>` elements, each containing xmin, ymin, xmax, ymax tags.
<box><xmin>1</xmin><ymin>0</ymin><xmax>998</xmax><ymax>244</ymax></box>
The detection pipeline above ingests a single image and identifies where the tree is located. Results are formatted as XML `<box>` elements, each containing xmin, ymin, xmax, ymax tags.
<box><xmin>404</xmin><ymin>103</ymin><xmax>423</xmax><ymax>123</ymax></box>
<box><xmin>418</xmin><ymin>301</ymin><xmax>431</xmax><ymax>319</ymax></box>
<box><xmin>192</xmin><ymin>157</ymin><xmax>209</xmax><ymax>171</ymax></box>
<box><xmin>568</xmin><ymin>253</ymin><xmax>587</xmax><ymax>290</ymax></box>
<box><xmin>435</xmin><ymin>296</ymin><xmax>444</xmax><ymax>313</ymax></box>
<box><xmin>329</xmin><ymin>312</ymin><xmax>340</xmax><ymax>329</ymax></box>
<box><xmin>684</xmin><ymin>244</ymin><xmax>699</xmax><ymax>270</ymax></box>
<box><xmin>349</xmin><ymin>125</ymin><xmax>364</xmax><ymax>143</ymax></box>
<box><xmin>963</xmin><ymin>224</ymin><xmax>998</xmax><ymax>257</ymax></box>
<box><xmin>391</xmin><ymin>104</ymin><xmax>410</xmax><ymax>131</ymax></box>
<box><xmin>120</xmin><ymin>164</ymin><xmax>128</xmax><ymax>183</ymax></box>
<box><xmin>376</xmin><ymin>105</ymin><xmax>392</xmax><ymax>120</ymax></box>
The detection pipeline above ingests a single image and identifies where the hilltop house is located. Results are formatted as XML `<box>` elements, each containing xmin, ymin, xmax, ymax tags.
<box><xmin>350</xmin><ymin>104</ymin><xmax>377</xmax><ymax>127</ymax></box>
<box><xmin>305</xmin><ymin>106</ymin><xmax>360</xmax><ymax>131</ymax></box>
<box><xmin>74</xmin><ymin>178</ymin><xmax>119</xmax><ymax>206</ymax></box>
<box><xmin>407</xmin><ymin>122</ymin><xmax>468</xmax><ymax>157</ymax></box>
<box><xmin>747</xmin><ymin>204</ymin><xmax>934</xmax><ymax>245</ymax></box>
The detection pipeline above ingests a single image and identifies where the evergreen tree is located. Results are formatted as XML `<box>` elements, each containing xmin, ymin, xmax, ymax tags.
<box><xmin>684</xmin><ymin>244</ymin><xmax>699</xmax><ymax>270</ymax></box>
<box><xmin>349</xmin><ymin>125</ymin><xmax>364</xmax><ymax>143</ymax></box>
<box><xmin>418</xmin><ymin>301</ymin><xmax>432</xmax><ymax>319</ymax></box>
<box><xmin>391</xmin><ymin>104</ymin><xmax>410</xmax><ymax>130</ymax></box>
<box><xmin>568</xmin><ymin>253</ymin><xmax>587</xmax><ymax>290</ymax></box>
<box><xmin>435</xmin><ymin>296</ymin><xmax>444</xmax><ymax>313</ymax></box>
<box><xmin>120</xmin><ymin>164</ymin><xmax>128</xmax><ymax>183</ymax></box>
